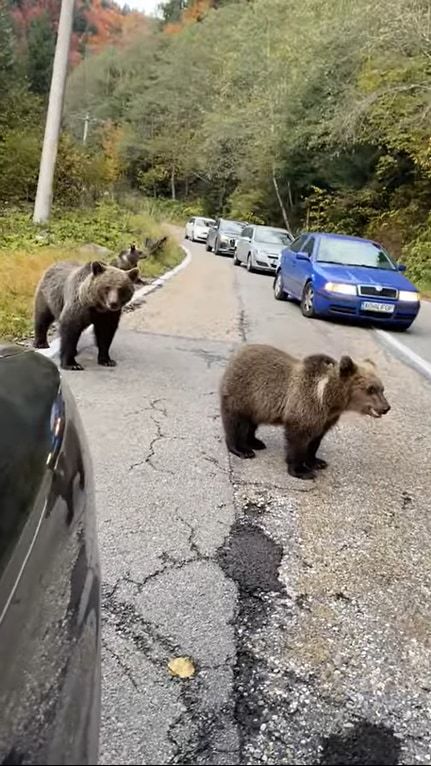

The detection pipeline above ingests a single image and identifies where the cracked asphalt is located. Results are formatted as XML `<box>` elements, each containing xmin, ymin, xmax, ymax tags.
<box><xmin>64</xmin><ymin>232</ymin><xmax>431</xmax><ymax>765</ymax></box>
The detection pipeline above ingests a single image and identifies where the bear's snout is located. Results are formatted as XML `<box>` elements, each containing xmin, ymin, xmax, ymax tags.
<box><xmin>370</xmin><ymin>396</ymin><xmax>391</xmax><ymax>418</ymax></box>
<box><xmin>106</xmin><ymin>288</ymin><xmax>122</xmax><ymax>311</ymax></box>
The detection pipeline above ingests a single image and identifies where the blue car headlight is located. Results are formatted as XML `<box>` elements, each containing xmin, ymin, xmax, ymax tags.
<box><xmin>324</xmin><ymin>282</ymin><xmax>357</xmax><ymax>296</ymax></box>
<box><xmin>398</xmin><ymin>290</ymin><xmax>419</xmax><ymax>302</ymax></box>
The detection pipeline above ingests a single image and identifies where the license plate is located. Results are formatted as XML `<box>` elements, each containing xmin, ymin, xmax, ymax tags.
<box><xmin>361</xmin><ymin>301</ymin><xmax>394</xmax><ymax>313</ymax></box>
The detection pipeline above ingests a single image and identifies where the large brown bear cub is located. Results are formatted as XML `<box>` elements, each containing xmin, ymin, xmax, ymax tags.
<box><xmin>34</xmin><ymin>260</ymin><xmax>139</xmax><ymax>370</ymax></box>
<box><xmin>220</xmin><ymin>344</ymin><xmax>390</xmax><ymax>480</ymax></box>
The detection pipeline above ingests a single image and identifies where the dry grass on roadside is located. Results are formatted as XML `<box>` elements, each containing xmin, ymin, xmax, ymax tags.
<box><xmin>0</xmin><ymin>247</ymin><xmax>83</xmax><ymax>341</ymax></box>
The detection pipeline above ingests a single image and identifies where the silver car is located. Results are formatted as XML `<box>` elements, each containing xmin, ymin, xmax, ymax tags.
<box><xmin>234</xmin><ymin>225</ymin><xmax>292</xmax><ymax>273</ymax></box>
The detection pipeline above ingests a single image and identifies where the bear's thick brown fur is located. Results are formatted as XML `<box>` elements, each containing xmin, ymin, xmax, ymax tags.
<box><xmin>33</xmin><ymin>260</ymin><xmax>139</xmax><ymax>370</ymax></box>
<box><xmin>220</xmin><ymin>343</ymin><xmax>390</xmax><ymax>480</ymax></box>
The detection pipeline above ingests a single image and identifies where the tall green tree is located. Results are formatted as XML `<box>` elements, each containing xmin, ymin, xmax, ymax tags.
<box><xmin>0</xmin><ymin>0</ymin><xmax>14</xmax><ymax>96</ymax></box>
<box><xmin>26</xmin><ymin>11</ymin><xmax>56</xmax><ymax>95</ymax></box>
<box><xmin>159</xmin><ymin>0</ymin><xmax>188</xmax><ymax>23</ymax></box>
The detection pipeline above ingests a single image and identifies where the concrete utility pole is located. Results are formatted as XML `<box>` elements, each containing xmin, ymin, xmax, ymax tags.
<box><xmin>33</xmin><ymin>0</ymin><xmax>75</xmax><ymax>224</ymax></box>
<box><xmin>82</xmin><ymin>112</ymin><xmax>90</xmax><ymax>145</ymax></box>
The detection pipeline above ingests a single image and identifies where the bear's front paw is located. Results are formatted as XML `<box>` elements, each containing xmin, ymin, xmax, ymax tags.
<box><xmin>98</xmin><ymin>357</ymin><xmax>117</xmax><ymax>367</ymax></box>
<box><xmin>61</xmin><ymin>362</ymin><xmax>84</xmax><ymax>371</ymax></box>
<box><xmin>287</xmin><ymin>463</ymin><xmax>315</xmax><ymax>481</ymax></box>
<box><xmin>239</xmin><ymin>448</ymin><xmax>256</xmax><ymax>459</ymax></box>
<box><xmin>307</xmin><ymin>457</ymin><xmax>328</xmax><ymax>470</ymax></box>
<box><xmin>249</xmin><ymin>437</ymin><xmax>266</xmax><ymax>450</ymax></box>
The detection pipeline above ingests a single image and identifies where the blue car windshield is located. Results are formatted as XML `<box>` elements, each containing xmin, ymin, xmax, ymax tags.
<box><xmin>317</xmin><ymin>239</ymin><xmax>396</xmax><ymax>270</ymax></box>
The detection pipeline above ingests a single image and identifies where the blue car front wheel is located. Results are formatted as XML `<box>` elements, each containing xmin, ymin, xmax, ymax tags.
<box><xmin>273</xmin><ymin>271</ymin><xmax>286</xmax><ymax>301</ymax></box>
<box><xmin>301</xmin><ymin>282</ymin><xmax>316</xmax><ymax>318</ymax></box>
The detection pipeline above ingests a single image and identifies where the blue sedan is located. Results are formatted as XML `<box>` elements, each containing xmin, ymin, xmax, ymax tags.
<box><xmin>273</xmin><ymin>232</ymin><xmax>420</xmax><ymax>331</ymax></box>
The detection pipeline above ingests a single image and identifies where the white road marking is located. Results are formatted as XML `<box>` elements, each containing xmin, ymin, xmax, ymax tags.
<box><xmin>375</xmin><ymin>328</ymin><xmax>431</xmax><ymax>382</ymax></box>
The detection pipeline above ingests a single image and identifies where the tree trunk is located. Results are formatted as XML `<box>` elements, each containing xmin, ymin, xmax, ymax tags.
<box><xmin>272</xmin><ymin>170</ymin><xmax>293</xmax><ymax>236</ymax></box>
<box><xmin>218</xmin><ymin>183</ymin><xmax>225</xmax><ymax>210</ymax></box>
<box><xmin>184</xmin><ymin>176</ymin><xmax>189</xmax><ymax>198</ymax></box>
<box><xmin>287</xmin><ymin>180</ymin><xmax>293</xmax><ymax>212</ymax></box>
<box><xmin>170</xmin><ymin>165</ymin><xmax>176</xmax><ymax>201</ymax></box>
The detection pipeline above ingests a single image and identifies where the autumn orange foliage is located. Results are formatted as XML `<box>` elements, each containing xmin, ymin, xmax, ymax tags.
<box><xmin>8</xmin><ymin>0</ymin><xmax>148</xmax><ymax>67</ymax></box>
<box><xmin>164</xmin><ymin>0</ymin><xmax>214</xmax><ymax>34</ymax></box>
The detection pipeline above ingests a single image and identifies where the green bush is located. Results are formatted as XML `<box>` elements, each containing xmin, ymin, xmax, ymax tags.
<box><xmin>0</xmin><ymin>128</ymin><xmax>42</xmax><ymax>202</ymax></box>
<box><xmin>0</xmin><ymin>200</ymin><xmax>161</xmax><ymax>251</ymax></box>
<box><xmin>402</xmin><ymin>223</ymin><xmax>431</xmax><ymax>291</ymax></box>
<box><xmin>227</xmin><ymin>187</ymin><xmax>266</xmax><ymax>224</ymax></box>
<box><xmin>118</xmin><ymin>194</ymin><xmax>205</xmax><ymax>225</ymax></box>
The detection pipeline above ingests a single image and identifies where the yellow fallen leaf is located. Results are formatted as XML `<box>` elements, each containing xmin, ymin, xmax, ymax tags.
<box><xmin>168</xmin><ymin>656</ymin><xmax>196</xmax><ymax>679</ymax></box>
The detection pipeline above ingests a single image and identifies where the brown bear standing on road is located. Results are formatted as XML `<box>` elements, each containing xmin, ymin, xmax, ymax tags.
<box><xmin>220</xmin><ymin>344</ymin><xmax>390</xmax><ymax>480</ymax></box>
<box><xmin>33</xmin><ymin>260</ymin><xmax>139</xmax><ymax>370</ymax></box>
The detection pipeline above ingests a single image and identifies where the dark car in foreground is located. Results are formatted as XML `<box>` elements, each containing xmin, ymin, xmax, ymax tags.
<box><xmin>274</xmin><ymin>232</ymin><xmax>420</xmax><ymax>330</ymax></box>
<box><xmin>206</xmin><ymin>218</ymin><xmax>247</xmax><ymax>256</ymax></box>
<box><xmin>0</xmin><ymin>345</ymin><xmax>101</xmax><ymax>765</ymax></box>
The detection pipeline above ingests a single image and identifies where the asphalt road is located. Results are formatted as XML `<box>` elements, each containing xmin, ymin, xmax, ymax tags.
<box><xmin>376</xmin><ymin>299</ymin><xmax>431</xmax><ymax>377</ymax></box>
<box><xmin>65</xmin><ymin>237</ymin><xmax>431</xmax><ymax>766</ymax></box>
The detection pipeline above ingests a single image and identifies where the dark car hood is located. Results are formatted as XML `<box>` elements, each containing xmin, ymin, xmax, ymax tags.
<box><xmin>0</xmin><ymin>344</ymin><xmax>28</xmax><ymax>359</ymax></box>
<box><xmin>314</xmin><ymin>263</ymin><xmax>417</xmax><ymax>291</ymax></box>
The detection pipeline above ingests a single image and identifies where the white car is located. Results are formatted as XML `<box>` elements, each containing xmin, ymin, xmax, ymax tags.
<box><xmin>185</xmin><ymin>216</ymin><xmax>216</xmax><ymax>243</ymax></box>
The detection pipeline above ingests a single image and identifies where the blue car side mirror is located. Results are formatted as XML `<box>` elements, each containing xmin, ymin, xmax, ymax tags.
<box><xmin>397</xmin><ymin>263</ymin><xmax>406</xmax><ymax>272</ymax></box>
<box><xmin>296</xmin><ymin>252</ymin><xmax>310</xmax><ymax>262</ymax></box>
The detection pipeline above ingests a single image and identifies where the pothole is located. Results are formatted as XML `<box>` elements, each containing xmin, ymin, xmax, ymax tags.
<box><xmin>319</xmin><ymin>720</ymin><xmax>401</xmax><ymax>766</ymax></box>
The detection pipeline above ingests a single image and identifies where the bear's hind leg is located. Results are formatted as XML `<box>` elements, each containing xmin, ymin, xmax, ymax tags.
<box><xmin>305</xmin><ymin>435</ymin><xmax>328</xmax><ymax>470</ymax></box>
<box><xmin>59</xmin><ymin>313</ymin><xmax>86</xmax><ymax>370</ymax></box>
<box><xmin>221</xmin><ymin>406</ymin><xmax>255</xmax><ymax>459</ymax></box>
<box><xmin>33</xmin><ymin>292</ymin><xmax>54</xmax><ymax>349</ymax></box>
<box><xmin>247</xmin><ymin>422</ymin><xmax>266</xmax><ymax>451</ymax></box>
<box><xmin>93</xmin><ymin>311</ymin><xmax>121</xmax><ymax>367</ymax></box>
<box><xmin>284</xmin><ymin>427</ymin><xmax>315</xmax><ymax>480</ymax></box>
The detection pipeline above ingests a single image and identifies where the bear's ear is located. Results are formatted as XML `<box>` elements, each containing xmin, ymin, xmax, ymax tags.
<box><xmin>128</xmin><ymin>267</ymin><xmax>140</xmax><ymax>283</ymax></box>
<box><xmin>339</xmin><ymin>355</ymin><xmax>357</xmax><ymax>378</ymax></box>
<box><xmin>92</xmin><ymin>261</ymin><xmax>107</xmax><ymax>276</ymax></box>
